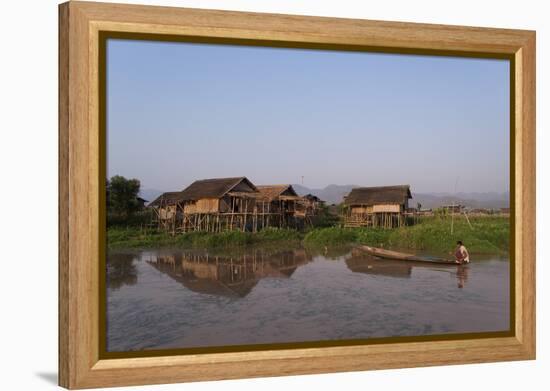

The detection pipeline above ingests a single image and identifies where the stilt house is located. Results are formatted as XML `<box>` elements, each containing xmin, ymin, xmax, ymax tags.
<box><xmin>148</xmin><ymin>191</ymin><xmax>187</xmax><ymax>229</ymax></box>
<box><xmin>343</xmin><ymin>185</ymin><xmax>412</xmax><ymax>228</ymax></box>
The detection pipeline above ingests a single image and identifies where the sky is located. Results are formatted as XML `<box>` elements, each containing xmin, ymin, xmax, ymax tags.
<box><xmin>107</xmin><ymin>39</ymin><xmax>510</xmax><ymax>194</ymax></box>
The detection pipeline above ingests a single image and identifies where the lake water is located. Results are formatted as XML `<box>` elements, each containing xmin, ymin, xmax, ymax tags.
<box><xmin>106</xmin><ymin>246</ymin><xmax>510</xmax><ymax>352</ymax></box>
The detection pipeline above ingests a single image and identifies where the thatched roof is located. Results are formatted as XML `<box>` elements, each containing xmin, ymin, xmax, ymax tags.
<box><xmin>344</xmin><ymin>185</ymin><xmax>412</xmax><ymax>206</ymax></box>
<box><xmin>180</xmin><ymin>177</ymin><xmax>257</xmax><ymax>201</ymax></box>
<box><xmin>148</xmin><ymin>177</ymin><xmax>258</xmax><ymax>207</ymax></box>
<box><xmin>148</xmin><ymin>191</ymin><xmax>185</xmax><ymax>207</ymax></box>
<box><xmin>304</xmin><ymin>193</ymin><xmax>323</xmax><ymax>202</ymax></box>
<box><xmin>255</xmin><ymin>185</ymin><xmax>298</xmax><ymax>201</ymax></box>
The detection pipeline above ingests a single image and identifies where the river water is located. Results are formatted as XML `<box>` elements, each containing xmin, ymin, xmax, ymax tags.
<box><xmin>106</xmin><ymin>246</ymin><xmax>510</xmax><ymax>352</ymax></box>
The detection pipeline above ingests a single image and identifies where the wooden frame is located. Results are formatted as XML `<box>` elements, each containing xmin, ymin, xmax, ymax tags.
<box><xmin>59</xmin><ymin>1</ymin><xmax>536</xmax><ymax>389</ymax></box>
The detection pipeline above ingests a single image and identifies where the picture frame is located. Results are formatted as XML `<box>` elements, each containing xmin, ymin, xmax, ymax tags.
<box><xmin>58</xmin><ymin>1</ymin><xmax>536</xmax><ymax>389</ymax></box>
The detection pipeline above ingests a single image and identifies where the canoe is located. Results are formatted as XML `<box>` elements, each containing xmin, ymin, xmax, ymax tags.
<box><xmin>357</xmin><ymin>245</ymin><xmax>458</xmax><ymax>265</ymax></box>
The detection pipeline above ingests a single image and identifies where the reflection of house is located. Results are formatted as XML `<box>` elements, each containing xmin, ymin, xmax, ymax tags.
<box><xmin>147</xmin><ymin>249</ymin><xmax>311</xmax><ymax>298</ymax></box>
<box><xmin>343</xmin><ymin>185</ymin><xmax>412</xmax><ymax>228</ymax></box>
<box><xmin>149</xmin><ymin>177</ymin><xmax>312</xmax><ymax>233</ymax></box>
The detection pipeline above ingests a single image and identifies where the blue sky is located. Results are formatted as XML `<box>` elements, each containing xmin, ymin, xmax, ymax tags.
<box><xmin>107</xmin><ymin>39</ymin><xmax>510</xmax><ymax>193</ymax></box>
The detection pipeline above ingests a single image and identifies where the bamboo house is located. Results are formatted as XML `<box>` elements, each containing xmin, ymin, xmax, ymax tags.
<box><xmin>148</xmin><ymin>191</ymin><xmax>187</xmax><ymax>230</ymax></box>
<box><xmin>255</xmin><ymin>184</ymin><xmax>307</xmax><ymax>228</ymax></box>
<box><xmin>148</xmin><ymin>177</ymin><xmax>320</xmax><ymax>233</ymax></box>
<box><xmin>343</xmin><ymin>185</ymin><xmax>412</xmax><ymax>228</ymax></box>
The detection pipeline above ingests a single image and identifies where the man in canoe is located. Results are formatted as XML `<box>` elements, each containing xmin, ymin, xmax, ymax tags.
<box><xmin>454</xmin><ymin>240</ymin><xmax>470</xmax><ymax>264</ymax></box>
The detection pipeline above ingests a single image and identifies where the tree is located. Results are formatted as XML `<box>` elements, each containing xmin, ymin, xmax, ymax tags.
<box><xmin>107</xmin><ymin>175</ymin><xmax>141</xmax><ymax>218</ymax></box>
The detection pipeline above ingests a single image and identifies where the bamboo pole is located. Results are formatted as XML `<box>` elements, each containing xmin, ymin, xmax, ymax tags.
<box><xmin>463</xmin><ymin>211</ymin><xmax>473</xmax><ymax>229</ymax></box>
<box><xmin>243</xmin><ymin>199</ymin><xmax>248</xmax><ymax>232</ymax></box>
<box><xmin>230</xmin><ymin>197</ymin><xmax>234</xmax><ymax>231</ymax></box>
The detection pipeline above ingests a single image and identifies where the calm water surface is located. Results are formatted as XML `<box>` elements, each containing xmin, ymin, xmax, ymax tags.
<box><xmin>106</xmin><ymin>246</ymin><xmax>509</xmax><ymax>352</ymax></box>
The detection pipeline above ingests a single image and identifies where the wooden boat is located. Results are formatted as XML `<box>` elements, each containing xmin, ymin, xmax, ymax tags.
<box><xmin>357</xmin><ymin>245</ymin><xmax>458</xmax><ymax>265</ymax></box>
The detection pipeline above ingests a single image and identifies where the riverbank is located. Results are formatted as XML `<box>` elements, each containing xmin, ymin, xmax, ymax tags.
<box><xmin>108</xmin><ymin>216</ymin><xmax>509</xmax><ymax>253</ymax></box>
<box><xmin>107</xmin><ymin>226</ymin><xmax>303</xmax><ymax>250</ymax></box>
<box><xmin>304</xmin><ymin>216</ymin><xmax>509</xmax><ymax>254</ymax></box>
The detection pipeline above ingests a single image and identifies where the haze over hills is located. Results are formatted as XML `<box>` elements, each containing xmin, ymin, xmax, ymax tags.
<box><xmin>291</xmin><ymin>184</ymin><xmax>509</xmax><ymax>209</ymax></box>
<box><xmin>140</xmin><ymin>185</ymin><xmax>509</xmax><ymax>210</ymax></box>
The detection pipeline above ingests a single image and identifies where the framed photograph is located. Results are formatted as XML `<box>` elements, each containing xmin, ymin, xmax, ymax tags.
<box><xmin>59</xmin><ymin>1</ymin><xmax>535</xmax><ymax>389</ymax></box>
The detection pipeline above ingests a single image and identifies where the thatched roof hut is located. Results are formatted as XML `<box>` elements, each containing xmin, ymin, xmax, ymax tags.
<box><xmin>344</xmin><ymin>185</ymin><xmax>412</xmax><ymax>207</ymax></box>
<box><xmin>178</xmin><ymin>177</ymin><xmax>258</xmax><ymax>215</ymax></box>
<box><xmin>255</xmin><ymin>184</ymin><xmax>298</xmax><ymax>201</ymax></box>
<box><xmin>343</xmin><ymin>185</ymin><xmax>412</xmax><ymax>228</ymax></box>
<box><xmin>304</xmin><ymin>194</ymin><xmax>322</xmax><ymax>203</ymax></box>
<box><xmin>148</xmin><ymin>191</ymin><xmax>185</xmax><ymax>208</ymax></box>
<box><xmin>148</xmin><ymin>177</ymin><xmax>258</xmax><ymax>216</ymax></box>
<box><xmin>180</xmin><ymin>177</ymin><xmax>257</xmax><ymax>201</ymax></box>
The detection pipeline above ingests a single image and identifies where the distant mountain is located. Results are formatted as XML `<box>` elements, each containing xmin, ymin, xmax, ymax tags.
<box><xmin>411</xmin><ymin>192</ymin><xmax>509</xmax><ymax>210</ymax></box>
<box><xmin>140</xmin><ymin>184</ymin><xmax>509</xmax><ymax>210</ymax></box>
<box><xmin>292</xmin><ymin>184</ymin><xmax>509</xmax><ymax>209</ymax></box>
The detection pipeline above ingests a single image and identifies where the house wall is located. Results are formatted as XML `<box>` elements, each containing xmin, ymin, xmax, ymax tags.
<box><xmin>158</xmin><ymin>205</ymin><xmax>177</xmax><ymax>220</ymax></box>
<box><xmin>184</xmin><ymin>196</ymin><xmax>257</xmax><ymax>214</ymax></box>
<box><xmin>228</xmin><ymin>196</ymin><xmax>255</xmax><ymax>213</ymax></box>
<box><xmin>184</xmin><ymin>198</ymin><xmax>220</xmax><ymax>214</ymax></box>
<box><xmin>351</xmin><ymin>205</ymin><xmax>373</xmax><ymax>214</ymax></box>
<box><xmin>372</xmin><ymin>203</ymin><xmax>401</xmax><ymax>213</ymax></box>
<box><xmin>350</xmin><ymin>203</ymin><xmax>402</xmax><ymax>214</ymax></box>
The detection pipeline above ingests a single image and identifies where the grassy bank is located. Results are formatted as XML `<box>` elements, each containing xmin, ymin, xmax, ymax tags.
<box><xmin>107</xmin><ymin>226</ymin><xmax>303</xmax><ymax>250</ymax></box>
<box><xmin>108</xmin><ymin>216</ymin><xmax>509</xmax><ymax>254</ymax></box>
<box><xmin>303</xmin><ymin>216</ymin><xmax>509</xmax><ymax>254</ymax></box>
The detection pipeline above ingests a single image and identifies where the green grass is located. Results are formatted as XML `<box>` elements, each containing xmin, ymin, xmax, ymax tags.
<box><xmin>303</xmin><ymin>226</ymin><xmax>359</xmax><ymax>246</ymax></box>
<box><xmin>107</xmin><ymin>226</ymin><xmax>303</xmax><ymax>250</ymax></box>
<box><xmin>304</xmin><ymin>216</ymin><xmax>509</xmax><ymax>254</ymax></box>
<box><xmin>387</xmin><ymin>216</ymin><xmax>509</xmax><ymax>254</ymax></box>
<box><xmin>108</xmin><ymin>216</ymin><xmax>509</xmax><ymax>254</ymax></box>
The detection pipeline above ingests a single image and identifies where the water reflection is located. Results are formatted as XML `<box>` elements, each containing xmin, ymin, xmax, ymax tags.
<box><xmin>107</xmin><ymin>253</ymin><xmax>138</xmax><ymax>290</ymax></box>
<box><xmin>346</xmin><ymin>249</ymin><xmax>473</xmax><ymax>288</ymax></box>
<box><xmin>457</xmin><ymin>265</ymin><xmax>470</xmax><ymax>289</ymax></box>
<box><xmin>106</xmin><ymin>246</ymin><xmax>509</xmax><ymax>351</ymax></box>
<box><xmin>346</xmin><ymin>255</ymin><xmax>413</xmax><ymax>279</ymax></box>
<box><xmin>107</xmin><ymin>247</ymin><xmax>475</xmax><ymax>295</ymax></box>
<box><xmin>146</xmin><ymin>249</ymin><xmax>311</xmax><ymax>298</ymax></box>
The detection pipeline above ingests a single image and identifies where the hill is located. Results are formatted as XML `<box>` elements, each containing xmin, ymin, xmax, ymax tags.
<box><xmin>292</xmin><ymin>184</ymin><xmax>508</xmax><ymax>209</ymax></box>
